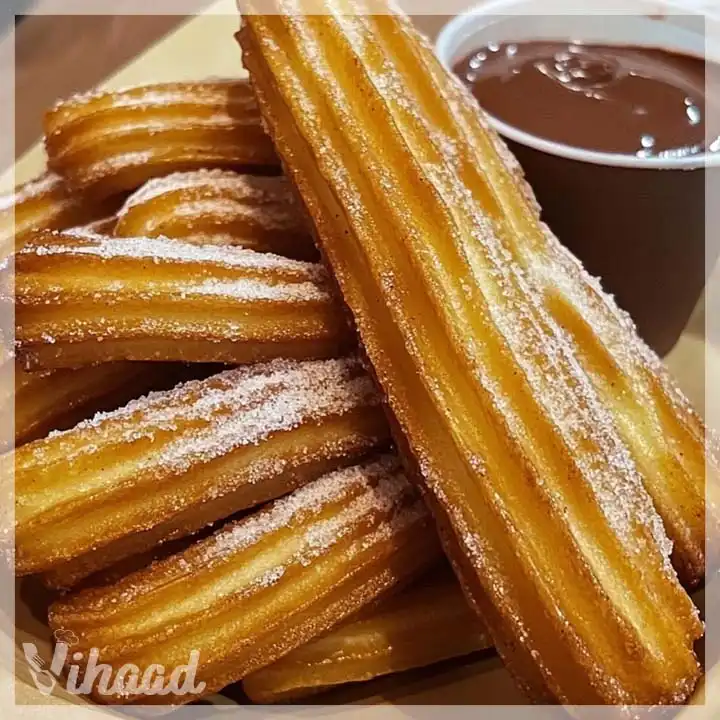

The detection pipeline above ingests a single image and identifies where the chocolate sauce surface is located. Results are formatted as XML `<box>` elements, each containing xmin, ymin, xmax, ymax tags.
<box><xmin>454</xmin><ymin>41</ymin><xmax>718</xmax><ymax>157</ymax></box>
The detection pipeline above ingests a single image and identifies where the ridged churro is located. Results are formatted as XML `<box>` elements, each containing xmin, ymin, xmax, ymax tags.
<box><xmin>14</xmin><ymin>357</ymin><xmax>388</xmax><ymax>586</ymax></box>
<box><xmin>14</xmin><ymin>360</ymin><xmax>168</xmax><ymax>447</ymax></box>
<box><xmin>12</xmin><ymin>229</ymin><xmax>351</xmax><ymax>368</ymax></box>
<box><xmin>45</xmin><ymin>80</ymin><xmax>278</xmax><ymax>199</ymax></box>
<box><xmin>48</xmin><ymin>455</ymin><xmax>440</xmax><ymax>704</ymax></box>
<box><xmin>0</xmin><ymin>172</ymin><xmax>114</xmax><ymax>259</ymax></box>
<box><xmin>43</xmin><ymin>526</ymin><xmax>210</xmax><ymax>592</ymax></box>
<box><xmin>240</xmin><ymin>4</ymin><xmax>706</xmax><ymax>704</ymax></box>
<box><xmin>243</xmin><ymin>568</ymin><xmax>492</xmax><ymax>703</ymax></box>
<box><xmin>116</xmin><ymin>170</ymin><xmax>316</xmax><ymax>260</ymax></box>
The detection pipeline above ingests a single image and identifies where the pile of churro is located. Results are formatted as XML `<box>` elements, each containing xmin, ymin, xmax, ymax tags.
<box><xmin>4</xmin><ymin>0</ymin><xmax>716</xmax><ymax>708</ymax></box>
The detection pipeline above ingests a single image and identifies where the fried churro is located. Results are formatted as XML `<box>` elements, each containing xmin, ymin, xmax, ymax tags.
<box><xmin>240</xmin><ymin>4</ymin><xmax>706</xmax><ymax>704</ymax></box>
<box><xmin>45</xmin><ymin>80</ymin><xmax>278</xmax><ymax>198</ymax></box>
<box><xmin>116</xmin><ymin>170</ymin><xmax>316</xmax><ymax>260</ymax></box>
<box><xmin>0</xmin><ymin>172</ymin><xmax>115</xmax><ymax>259</ymax></box>
<box><xmin>12</xmin><ymin>229</ymin><xmax>351</xmax><ymax>368</ymax></box>
<box><xmin>48</xmin><ymin>455</ymin><xmax>440</xmax><ymax>704</ymax></box>
<box><xmin>14</xmin><ymin>360</ymin><xmax>168</xmax><ymax>447</ymax></box>
<box><xmin>243</xmin><ymin>568</ymin><xmax>492</xmax><ymax>703</ymax></box>
<box><xmin>13</xmin><ymin>357</ymin><xmax>388</xmax><ymax>586</ymax></box>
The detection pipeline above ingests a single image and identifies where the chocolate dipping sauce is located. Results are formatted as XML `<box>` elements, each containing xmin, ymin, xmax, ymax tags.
<box><xmin>454</xmin><ymin>41</ymin><xmax>717</xmax><ymax>157</ymax></box>
<box><xmin>452</xmin><ymin>41</ymin><xmax>720</xmax><ymax>355</ymax></box>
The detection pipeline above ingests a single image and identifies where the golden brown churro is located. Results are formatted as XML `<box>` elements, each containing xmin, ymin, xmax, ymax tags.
<box><xmin>12</xmin><ymin>229</ymin><xmax>351</xmax><ymax>368</ymax></box>
<box><xmin>240</xmin><ymin>4</ymin><xmax>706</xmax><ymax>704</ymax></box>
<box><xmin>14</xmin><ymin>357</ymin><xmax>389</xmax><ymax>587</ymax></box>
<box><xmin>0</xmin><ymin>172</ymin><xmax>115</xmax><ymax>258</ymax></box>
<box><xmin>116</xmin><ymin>170</ymin><xmax>316</xmax><ymax>260</ymax></box>
<box><xmin>43</xmin><ymin>527</ymin><xmax>210</xmax><ymax>592</ymax></box>
<box><xmin>14</xmin><ymin>360</ymin><xmax>168</xmax><ymax>447</ymax></box>
<box><xmin>48</xmin><ymin>455</ymin><xmax>440</xmax><ymax>704</ymax></box>
<box><xmin>243</xmin><ymin>569</ymin><xmax>492</xmax><ymax>703</ymax></box>
<box><xmin>45</xmin><ymin>80</ymin><xmax>278</xmax><ymax>198</ymax></box>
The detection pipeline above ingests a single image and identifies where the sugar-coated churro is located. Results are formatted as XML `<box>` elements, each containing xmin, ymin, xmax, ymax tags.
<box><xmin>240</xmin><ymin>3</ymin><xmax>706</xmax><ymax>704</ymax></box>
<box><xmin>0</xmin><ymin>172</ymin><xmax>115</xmax><ymax>259</ymax></box>
<box><xmin>48</xmin><ymin>455</ymin><xmax>440</xmax><ymax>704</ymax></box>
<box><xmin>12</xmin><ymin>229</ymin><xmax>351</xmax><ymax>368</ymax></box>
<box><xmin>45</xmin><ymin>80</ymin><xmax>279</xmax><ymax>198</ymax></box>
<box><xmin>116</xmin><ymin>170</ymin><xmax>316</xmax><ymax>260</ymax></box>
<box><xmin>13</xmin><ymin>357</ymin><xmax>389</xmax><ymax>586</ymax></box>
<box><xmin>14</xmin><ymin>360</ymin><xmax>169</xmax><ymax>447</ymax></box>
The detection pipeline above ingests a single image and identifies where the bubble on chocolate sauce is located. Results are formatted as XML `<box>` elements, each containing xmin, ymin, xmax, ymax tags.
<box><xmin>537</xmin><ymin>50</ymin><xmax>621</xmax><ymax>94</ymax></box>
<box><xmin>468</xmin><ymin>53</ymin><xmax>486</xmax><ymax>70</ymax></box>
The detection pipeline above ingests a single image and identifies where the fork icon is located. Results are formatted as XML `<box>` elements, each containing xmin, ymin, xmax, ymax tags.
<box><xmin>22</xmin><ymin>643</ymin><xmax>57</xmax><ymax>696</ymax></box>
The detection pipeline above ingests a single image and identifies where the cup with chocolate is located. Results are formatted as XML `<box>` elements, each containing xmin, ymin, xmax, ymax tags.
<box><xmin>436</xmin><ymin>0</ymin><xmax>720</xmax><ymax>355</ymax></box>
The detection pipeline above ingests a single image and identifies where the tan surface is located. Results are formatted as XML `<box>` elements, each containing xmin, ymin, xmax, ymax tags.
<box><xmin>8</xmin><ymin>0</ymin><xmax>713</xmax><ymax>712</ymax></box>
<box><xmin>4</xmin><ymin>0</ymin><xmax>247</xmax><ymax>191</ymax></box>
<box><xmin>14</xmin><ymin>14</ymin><xmax>196</xmax><ymax>159</ymax></box>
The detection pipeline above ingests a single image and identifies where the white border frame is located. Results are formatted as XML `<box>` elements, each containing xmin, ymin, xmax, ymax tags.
<box><xmin>0</xmin><ymin>1</ymin><xmax>715</xmax><ymax>718</ymax></box>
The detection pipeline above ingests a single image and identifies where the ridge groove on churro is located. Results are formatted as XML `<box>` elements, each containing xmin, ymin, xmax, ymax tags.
<box><xmin>0</xmin><ymin>172</ymin><xmax>116</xmax><ymax>259</ymax></box>
<box><xmin>13</xmin><ymin>356</ymin><xmax>389</xmax><ymax>585</ymax></box>
<box><xmin>48</xmin><ymin>455</ymin><xmax>441</xmax><ymax>704</ymax></box>
<box><xmin>44</xmin><ymin>80</ymin><xmax>278</xmax><ymax>198</ymax></box>
<box><xmin>239</xmin><ymin>3</ymin><xmax>706</xmax><ymax>705</ymax></box>
<box><xmin>116</xmin><ymin>170</ymin><xmax>316</xmax><ymax>260</ymax></box>
<box><xmin>243</xmin><ymin>568</ymin><xmax>492</xmax><ymax>703</ymax></box>
<box><xmin>12</xmin><ymin>229</ymin><xmax>351</xmax><ymax>367</ymax></box>
<box><xmin>13</xmin><ymin>360</ymin><xmax>172</xmax><ymax>448</ymax></box>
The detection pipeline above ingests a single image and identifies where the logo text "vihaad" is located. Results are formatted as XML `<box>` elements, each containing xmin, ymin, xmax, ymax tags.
<box><xmin>23</xmin><ymin>637</ymin><xmax>206</xmax><ymax>698</ymax></box>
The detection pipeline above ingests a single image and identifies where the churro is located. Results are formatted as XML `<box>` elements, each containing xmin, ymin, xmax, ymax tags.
<box><xmin>0</xmin><ymin>172</ymin><xmax>114</xmax><ymax>258</ymax></box>
<box><xmin>243</xmin><ymin>568</ymin><xmax>492</xmax><ymax>703</ymax></box>
<box><xmin>116</xmin><ymin>170</ymin><xmax>316</xmax><ymax>260</ymax></box>
<box><xmin>240</xmin><ymin>4</ymin><xmax>705</xmax><ymax>704</ymax></box>
<box><xmin>14</xmin><ymin>357</ymin><xmax>388</xmax><ymax>586</ymax></box>
<box><xmin>45</xmin><ymin>80</ymin><xmax>278</xmax><ymax>198</ymax></box>
<box><xmin>48</xmin><ymin>455</ymin><xmax>440</xmax><ymax>704</ymax></box>
<box><xmin>13</xmin><ymin>229</ymin><xmax>350</xmax><ymax>368</ymax></box>
<box><xmin>14</xmin><ymin>360</ymin><xmax>167</xmax><ymax>447</ymax></box>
